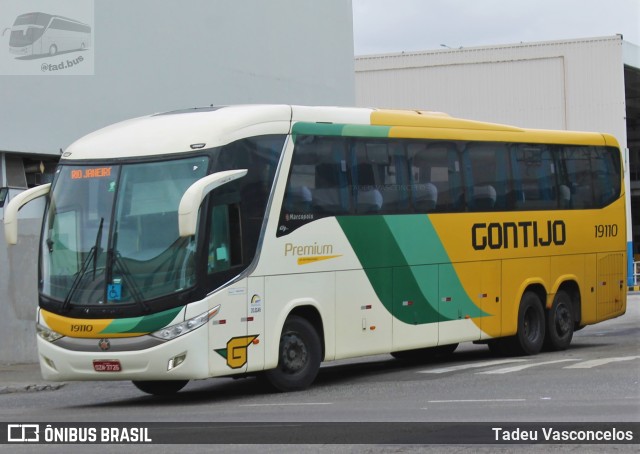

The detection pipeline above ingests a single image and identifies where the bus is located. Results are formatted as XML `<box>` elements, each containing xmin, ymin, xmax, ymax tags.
<box><xmin>3</xmin><ymin>105</ymin><xmax>626</xmax><ymax>395</ymax></box>
<box><xmin>7</xmin><ymin>12</ymin><xmax>91</xmax><ymax>57</ymax></box>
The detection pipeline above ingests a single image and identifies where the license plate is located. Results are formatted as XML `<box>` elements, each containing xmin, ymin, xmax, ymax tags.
<box><xmin>93</xmin><ymin>360</ymin><xmax>122</xmax><ymax>372</ymax></box>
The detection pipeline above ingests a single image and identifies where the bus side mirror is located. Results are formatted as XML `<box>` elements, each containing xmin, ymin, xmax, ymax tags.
<box><xmin>3</xmin><ymin>183</ymin><xmax>51</xmax><ymax>245</ymax></box>
<box><xmin>178</xmin><ymin>169</ymin><xmax>247</xmax><ymax>237</ymax></box>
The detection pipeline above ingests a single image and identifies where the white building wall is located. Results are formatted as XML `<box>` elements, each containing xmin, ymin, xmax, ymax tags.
<box><xmin>1</xmin><ymin>0</ymin><xmax>355</xmax><ymax>155</ymax></box>
<box><xmin>356</xmin><ymin>36</ymin><xmax>627</xmax><ymax>145</ymax></box>
<box><xmin>0</xmin><ymin>0</ymin><xmax>355</xmax><ymax>363</ymax></box>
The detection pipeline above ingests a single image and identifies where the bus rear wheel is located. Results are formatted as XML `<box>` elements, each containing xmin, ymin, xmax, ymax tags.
<box><xmin>132</xmin><ymin>380</ymin><xmax>188</xmax><ymax>396</ymax></box>
<box><xmin>544</xmin><ymin>290</ymin><xmax>574</xmax><ymax>351</ymax></box>
<box><xmin>263</xmin><ymin>315</ymin><xmax>321</xmax><ymax>392</ymax></box>
<box><xmin>510</xmin><ymin>291</ymin><xmax>546</xmax><ymax>355</ymax></box>
<box><xmin>489</xmin><ymin>291</ymin><xmax>545</xmax><ymax>356</ymax></box>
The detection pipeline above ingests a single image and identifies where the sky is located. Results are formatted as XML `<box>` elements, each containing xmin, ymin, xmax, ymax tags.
<box><xmin>352</xmin><ymin>0</ymin><xmax>640</xmax><ymax>56</ymax></box>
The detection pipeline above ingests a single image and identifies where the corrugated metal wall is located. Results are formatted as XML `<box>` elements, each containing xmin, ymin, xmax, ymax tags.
<box><xmin>357</xmin><ymin>56</ymin><xmax>566</xmax><ymax>130</ymax></box>
<box><xmin>356</xmin><ymin>36</ymin><xmax>626</xmax><ymax>144</ymax></box>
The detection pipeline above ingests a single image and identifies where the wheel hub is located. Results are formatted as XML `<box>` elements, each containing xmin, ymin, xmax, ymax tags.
<box><xmin>555</xmin><ymin>305</ymin><xmax>571</xmax><ymax>335</ymax></box>
<box><xmin>281</xmin><ymin>333</ymin><xmax>307</xmax><ymax>373</ymax></box>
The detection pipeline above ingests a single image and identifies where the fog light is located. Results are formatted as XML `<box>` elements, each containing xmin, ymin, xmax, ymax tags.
<box><xmin>167</xmin><ymin>352</ymin><xmax>187</xmax><ymax>371</ymax></box>
<box><xmin>42</xmin><ymin>356</ymin><xmax>57</xmax><ymax>371</ymax></box>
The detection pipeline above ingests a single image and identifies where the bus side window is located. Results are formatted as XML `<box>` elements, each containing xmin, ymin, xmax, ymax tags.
<box><xmin>314</xmin><ymin>161</ymin><xmax>349</xmax><ymax>214</ymax></box>
<box><xmin>591</xmin><ymin>147</ymin><xmax>620</xmax><ymax>206</ymax></box>
<box><xmin>408</xmin><ymin>143</ymin><xmax>435</xmax><ymax>212</ymax></box>
<box><xmin>353</xmin><ymin>162</ymin><xmax>383</xmax><ymax>213</ymax></box>
<box><xmin>277</xmin><ymin>135</ymin><xmax>349</xmax><ymax>236</ymax></box>
<box><xmin>562</xmin><ymin>145</ymin><xmax>621</xmax><ymax>209</ymax></box>
<box><xmin>511</xmin><ymin>144</ymin><xmax>557</xmax><ymax>210</ymax></box>
<box><xmin>350</xmin><ymin>139</ymin><xmax>412</xmax><ymax>214</ymax></box>
<box><xmin>388</xmin><ymin>141</ymin><xmax>411</xmax><ymax>212</ymax></box>
<box><xmin>352</xmin><ymin>141</ymin><xmax>386</xmax><ymax>214</ymax></box>
<box><xmin>282</xmin><ymin>138</ymin><xmax>316</xmax><ymax>214</ymax></box>
<box><xmin>312</xmin><ymin>138</ymin><xmax>350</xmax><ymax>215</ymax></box>
<box><xmin>407</xmin><ymin>141</ymin><xmax>462</xmax><ymax>212</ymax></box>
<box><xmin>463</xmin><ymin>142</ymin><xmax>509</xmax><ymax>211</ymax></box>
<box><xmin>563</xmin><ymin>147</ymin><xmax>593</xmax><ymax>209</ymax></box>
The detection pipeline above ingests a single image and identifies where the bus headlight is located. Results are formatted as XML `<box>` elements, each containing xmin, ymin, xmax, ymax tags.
<box><xmin>36</xmin><ymin>324</ymin><xmax>64</xmax><ymax>343</ymax></box>
<box><xmin>151</xmin><ymin>305</ymin><xmax>220</xmax><ymax>341</ymax></box>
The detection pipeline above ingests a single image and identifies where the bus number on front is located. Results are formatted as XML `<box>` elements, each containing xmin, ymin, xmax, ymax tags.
<box><xmin>595</xmin><ymin>224</ymin><xmax>618</xmax><ymax>238</ymax></box>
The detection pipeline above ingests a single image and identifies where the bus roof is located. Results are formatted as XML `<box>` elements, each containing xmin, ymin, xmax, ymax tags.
<box><xmin>14</xmin><ymin>12</ymin><xmax>90</xmax><ymax>27</ymax></box>
<box><xmin>62</xmin><ymin>105</ymin><xmax>617</xmax><ymax>161</ymax></box>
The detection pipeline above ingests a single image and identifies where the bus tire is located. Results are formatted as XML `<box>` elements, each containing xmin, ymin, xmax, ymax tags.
<box><xmin>49</xmin><ymin>45</ymin><xmax>57</xmax><ymax>56</ymax></box>
<box><xmin>509</xmin><ymin>291</ymin><xmax>546</xmax><ymax>355</ymax></box>
<box><xmin>132</xmin><ymin>380</ymin><xmax>188</xmax><ymax>396</ymax></box>
<box><xmin>544</xmin><ymin>290</ymin><xmax>574</xmax><ymax>351</ymax></box>
<box><xmin>264</xmin><ymin>315</ymin><xmax>321</xmax><ymax>392</ymax></box>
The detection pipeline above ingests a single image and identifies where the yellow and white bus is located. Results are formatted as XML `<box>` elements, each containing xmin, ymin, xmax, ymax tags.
<box><xmin>4</xmin><ymin>105</ymin><xmax>626</xmax><ymax>395</ymax></box>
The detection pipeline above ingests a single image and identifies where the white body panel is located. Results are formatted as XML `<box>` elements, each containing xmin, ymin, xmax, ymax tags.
<box><xmin>38</xmin><ymin>322</ymin><xmax>210</xmax><ymax>382</ymax></box>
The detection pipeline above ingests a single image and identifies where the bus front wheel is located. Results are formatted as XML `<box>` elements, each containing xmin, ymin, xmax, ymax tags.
<box><xmin>132</xmin><ymin>380</ymin><xmax>189</xmax><ymax>396</ymax></box>
<box><xmin>263</xmin><ymin>315</ymin><xmax>321</xmax><ymax>392</ymax></box>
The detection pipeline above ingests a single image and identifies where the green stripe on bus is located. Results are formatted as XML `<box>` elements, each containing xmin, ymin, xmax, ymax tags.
<box><xmin>342</xmin><ymin>124</ymin><xmax>390</xmax><ymax>137</ymax></box>
<box><xmin>337</xmin><ymin>215</ymin><xmax>487</xmax><ymax>324</ymax></box>
<box><xmin>337</xmin><ymin>215</ymin><xmax>444</xmax><ymax>324</ymax></box>
<box><xmin>292</xmin><ymin>122</ymin><xmax>390</xmax><ymax>138</ymax></box>
<box><xmin>101</xmin><ymin>306</ymin><xmax>183</xmax><ymax>334</ymax></box>
<box><xmin>101</xmin><ymin>316</ymin><xmax>143</xmax><ymax>333</ymax></box>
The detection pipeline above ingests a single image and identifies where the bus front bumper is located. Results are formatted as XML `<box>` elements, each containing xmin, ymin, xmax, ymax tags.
<box><xmin>36</xmin><ymin>326</ymin><xmax>210</xmax><ymax>382</ymax></box>
<box><xmin>9</xmin><ymin>46</ymin><xmax>30</xmax><ymax>56</ymax></box>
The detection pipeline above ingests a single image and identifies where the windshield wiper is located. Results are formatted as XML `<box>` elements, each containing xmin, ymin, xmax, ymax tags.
<box><xmin>92</xmin><ymin>218</ymin><xmax>104</xmax><ymax>279</ymax></box>
<box><xmin>106</xmin><ymin>224</ymin><xmax>150</xmax><ymax>313</ymax></box>
<box><xmin>110</xmin><ymin>250</ymin><xmax>150</xmax><ymax>313</ymax></box>
<box><xmin>60</xmin><ymin>218</ymin><xmax>103</xmax><ymax>312</ymax></box>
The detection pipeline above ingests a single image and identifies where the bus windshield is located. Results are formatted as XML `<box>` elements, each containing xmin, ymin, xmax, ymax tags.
<box><xmin>9</xmin><ymin>13</ymin><xmax>48</xmax><ymax>47</ymax></box>
<box><xmin>10</xmin><ymin>26</ymin><xmax>45</xmax><ymax>47</ymax></box>
<box><xmin>41</xmin><ymin>156</ymin><xmax>209</xmax><ymax>307</ymax></box>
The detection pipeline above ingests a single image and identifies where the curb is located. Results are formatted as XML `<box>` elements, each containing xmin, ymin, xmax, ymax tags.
<box><xmin>0</xmin><ymin>382</ymin><xmax>66</xmax><ymax>395</ymax></box>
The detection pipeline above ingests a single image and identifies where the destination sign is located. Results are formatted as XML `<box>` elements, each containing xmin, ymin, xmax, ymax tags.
<box><xmin>71</xmin><ymin>167</ymin><xmax>112</xmax><ymax>180</ymax></box>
